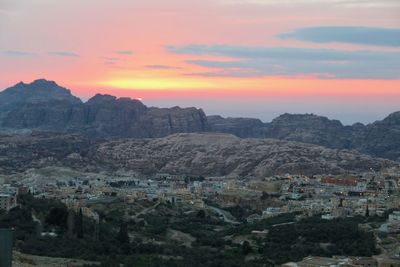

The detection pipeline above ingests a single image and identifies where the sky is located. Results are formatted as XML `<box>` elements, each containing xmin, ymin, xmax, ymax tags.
<box><xmin>0</xmin><ymin>0</ymin><xmax>399</xmax><ymax>124</ymax></box>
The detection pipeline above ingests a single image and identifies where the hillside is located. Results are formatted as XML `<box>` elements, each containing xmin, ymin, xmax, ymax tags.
<box><xmin>90</xmin><ymin>133</ymin><xmax>396</xmax><ymax>177</ymax></box>
<box><xmin>0</xmin><ymin>79</ymin><xmax>399</xmax><ymax>161</ymax></box>
<box><xmin>0</xmin><ymin>132</ymin><xmax>396</xmax><ymax>177</ymax></box>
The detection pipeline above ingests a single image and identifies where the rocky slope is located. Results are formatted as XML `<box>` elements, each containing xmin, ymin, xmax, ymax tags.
<box><xmin>0</xmin><ymin>132</ymin><xmax>396</xmax><ymax>177</ymax></box>
<box><xmin>0</xmin><ymin>80</ymin><xmax>208</xmax><ymax>138</ymax></box>
<box><xmin>89</xmin><ymin>133</ymin><xmax>396</xmax><ymax>177</ymax></box>
<box><xmin>0</xmin><ymin>132</ymin><xmax>397</xmax><ymax>177</ymax></box>
<box><xmin>0</xmin><ymin>132</ymin><xmax>95</xmax><ymax>174</ymax></box>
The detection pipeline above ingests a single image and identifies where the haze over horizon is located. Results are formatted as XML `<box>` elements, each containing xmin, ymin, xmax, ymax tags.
<box><xmin>1</xmin><ymin>0</ymin><xmax>399</xmax><ymax>124</ymax></box>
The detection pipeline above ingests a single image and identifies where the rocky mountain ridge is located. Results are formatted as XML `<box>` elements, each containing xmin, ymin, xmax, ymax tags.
<box><xmin>91</xmin><ymin>133</ymin><xmax>397</xmax><ymax>177</ymax></box>
<box><xmin>0</xmin><ymin>79</ymin><xmax>399</xmax><ymax>161</ymax></box>
<box><xmin>0</xmin><ymin>132</ymin><xmax>396</xmax><ymax>177</ymax></box>
<box><xmin>208</xmin><ymin>112</ymin><xmax>400</xmax><ymax>161</ymax></box>
<box><xmin>0</xmin><ymin>79</ymin><xmax>208</xmax><ymax>138</ymax></box>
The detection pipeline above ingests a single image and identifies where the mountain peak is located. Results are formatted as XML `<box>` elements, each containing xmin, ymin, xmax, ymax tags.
<box><xmin>0</xmin><ymin>79</ymin><xmax>82</xmax><ymax>106</ymax></box>
<box><xmin>87</xmin><ymin>94</ymin><xmax>117</xmax><ymax>104</ymax></box>
<box><xmin>272</xmin><ymin>113</ymin><xmax>343</xmax><ymax>126</ymax></box>
<box><xmin>87</xmin><ymin>94</ymin><xmax>145</xmax><ymax>107</ymax></box>
<box><xmin>31</xmin><ymin>78</ymin><xmax>58</xmax><ymax>86</ymax></box>
<box><xmin>377</xmin><ymin>111</ymin><xmax>400</xmax><ymax>125</ymax></box>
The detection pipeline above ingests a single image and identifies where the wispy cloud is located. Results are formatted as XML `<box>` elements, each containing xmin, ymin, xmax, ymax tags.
<box><xmin>278</xmin><ymin>27</ymin><xmax>400</xmax><ymax>47</ymax></box>
<box><xmin>146</xmin><ymin>64</ymin><xmax>182</xmax><ymax>70</ymax></box>
<box><xmin>185</xmin><ymin>69</ymin><xmax>261</xmax><ymax>77</ymax></box>
<box><xmin>48</xmin><ymin>51</ymin><xmax>79</xmax><ymax>57</ymax></box>
<box><xmin>2</xmin><ymin>50</ymin><xmax>35</xmax><ymax>57</ymax></box>
<box><xmin>219</xmin><ymin>0</ymin><xmax>400</xmax><ymax>8</ymax></box>
<box><xmin>168</xmin><ymin>44</ymin><xmax>400</xmax><ymax>79</ymax></box>
<box><xmin>115</xmin><ymin>50</ymin><xmax>133</xmax><ymax>55</ymax></box>
<box><xmin>103</xmin><ymin>57</ymin><xmax>121</xmax><ymax>61</ymax></box>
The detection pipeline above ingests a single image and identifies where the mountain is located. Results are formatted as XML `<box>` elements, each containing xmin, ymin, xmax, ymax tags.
<box><xmin>0</xmin><ymin>79</ymin><xmax>81</xmax><ymax>110</ymax></box>
<box><xmin>207</xmin><ymin>115</ymin><xmax>267</xmax><ymax>138</ymax></box>
<box><xmin>0</xmin><ymin>80</ymin><xmax>208</xmax><ymax>138</ymax></box>
<box><xmin>91</xmin><ymin>133</ymin><xmax>396</xmax><ymax>177</ymax></box>
<box><xmin>354</xmin><ymin>111</ymin><xmax>400</xmax><ymax>161</ymax></box>
<box><xmin>0</xmin><ymin>79</ymin><xmax>399</xmax><ymax>161</ymax></box>
<box><xmin>0</xmin><ymin>132</ymin><xmax>396</xmax><ymax>177</ymax></box>
<box><xmin>207</xmin><ymin>113</ymin><xmax>361</xmax><ymax>148</ymax></box>
<box><xmin>264</xmin><ymin>113</ymin><xmax>361</xmax><ymax>149</ymax></box>
<box><xmin>207</xmin><ymin>113</ymin><xmax>400</xmax><ymax>161</ymax></box>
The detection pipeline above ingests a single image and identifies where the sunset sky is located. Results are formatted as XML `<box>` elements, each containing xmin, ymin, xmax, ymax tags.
<box><xmin>0</xmin><ymin>0</ymin><xmax>399</xmax><ymax>124</ymax></box>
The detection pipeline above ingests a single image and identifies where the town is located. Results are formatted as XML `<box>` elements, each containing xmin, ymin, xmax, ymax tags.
<box><xmin>1</xmin><ymin>166</ymin><xmax>400</xmax><ymax>266</ymax></box>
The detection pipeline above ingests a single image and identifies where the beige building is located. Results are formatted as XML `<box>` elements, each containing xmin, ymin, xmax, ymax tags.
<box><xmin>0</xmin><ymin>193</ymin><xmax>16</xmax><ymax>211</ymax></box>
<box><xmin>283</xmin><ymin>255</ymin><xmax>400</xmax><ymax>267</ymax></box>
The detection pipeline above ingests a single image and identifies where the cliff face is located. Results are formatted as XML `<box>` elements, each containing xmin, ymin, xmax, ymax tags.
<box><xmin>0</xmin><ymin>80</ymin><xmax>208</xmax><ymax>138</ymax></box>
<box><xmin>207</xmin><ymin>113</ymin><xmax>360</xmax><ymax>149</ymax></box>
<box><xmin>264</xmin><ymin>113</ymin><xmax>358</xmax><ymax>149</ymax></box>
<box><xmin>354</xmin><ymin>112</ymin><xmax>400</xmax><ymax>161</ymax></box>
<box><xmin>207</xmin><ymin>115</ymin><xmax>267</xmax><ymax>138</ymax></box>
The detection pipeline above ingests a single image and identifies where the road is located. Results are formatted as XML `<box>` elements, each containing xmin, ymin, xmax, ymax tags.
<box><xmin>131</xmin><ymin>201</ymin><xmax>161</xmax><ymax>219</ymax></box>
<box><xmin>209</xmin><ymin>206</ymin><xmax>240</xmax><ymax>224</ymax></box>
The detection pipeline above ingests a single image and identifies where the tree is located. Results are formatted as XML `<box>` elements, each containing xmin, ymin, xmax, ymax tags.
<box><xmin>75</xmin><ymin>208</ymin><xmax>84</xmax><ymax>239</ymax></box>
<box><xmin>67</xmin><ymin>210</ymin><xmax>75</xmax><ymax>237</ymax></box>
<box><xmin>196</xmin><ymin>210</ymin><xmax>206</xmax><ymax>219</ymax></box>
<box><xmin>45</xmin><ymin>207</ymin><xmax>68</xmax><ymax>228</ymax></box>
<box><xmin>117</xmin><ymin>222</ymin><xmax>129</xmax><ymax>244</ymax></box>
<box><xmin>242</xmin><ymin>240</ymin><xmax>252</xmax><ymax>255</ymax></box>
<box><xmin>261</xmin><ymin>191</ymin><xmax>270</xmax><ymax>200</ymax></box>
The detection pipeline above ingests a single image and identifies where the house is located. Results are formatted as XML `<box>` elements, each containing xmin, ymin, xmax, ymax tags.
<box><xmin>262</xmin><ymin>207</ymin><xmax>283</xmax><ymax>218</ymax></box>
<box><xmin>247</xmin><ymin>213</ymin><xmax>262</xmax><ymax>223</ymax></box>
<box><xmin>0</xmin><ymin>185</ymin><xmax>18</xmax><ymax>211</ymax></box>
<box><xmin>281</xmin><ymin>256</ymin><xmax>341</xmax><ymax>267</ymax></box>
<box><xmin>388</xmin><ymin>211</ymin><xmax>400</xmax><ymax>223</ymax></box>
<box><xmin>373</xmin><ymin>255</ymin><xmax>400</xmax><ymax>267</ymax></box>
<box><xmin>282</xmin><ymin>256</ymin><xmax>379</xmax><ymax>267</ymax></box>
<box><xmin>0</xmin><ymin>194</ymin><xmax>16</xmax><ymax>211</ymax></box>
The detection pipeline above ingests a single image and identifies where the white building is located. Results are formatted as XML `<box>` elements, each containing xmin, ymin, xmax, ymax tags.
<box><xmin>389</xmin><ymin>211</ymin><xmax>400</xmax><ymax>223</ymax></box>
<box><xmin>0</xmin><ymin>194</ymin><xmax>17</xmax><ymax>211</ymax></box>
<box><xmin>0</xmin><ymin>185</ymin><xmax>18</xmax><ymax>211</ymax></box>
<box><xmin>262</xmin><ymin>207</ymin><xmax>283</xmax><ymax>218</ymax></box>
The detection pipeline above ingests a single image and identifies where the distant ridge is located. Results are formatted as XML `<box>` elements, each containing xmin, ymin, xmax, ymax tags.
<box><xmin>0</xmin><ymin>79</ymin><xmax>208</xmax><ymax>138</ymax></box>
<box><xmin>0</xmin><ymin>79</ymin><xmax>399</xmax><ymax>161</ymax></box>
<box><xmin>207</xmin><ymin>112</ymin><xmax>400</xmax><ymax>161</ymax></box>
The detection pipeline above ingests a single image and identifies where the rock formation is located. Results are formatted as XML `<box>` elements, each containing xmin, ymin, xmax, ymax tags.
<box><xmin>0</xmin><ymin>132</ymin><xmax>396</xmax><ymax>177</ymax></box>
<box><xmin>0</xmin><ymin>79</ymin><xmax>399</xmax><ymax>161</ymax></box>
<box><xmin>0</xmin><ymin>80</ymin><xmax>208</xmax><ymax>138</ymax></box>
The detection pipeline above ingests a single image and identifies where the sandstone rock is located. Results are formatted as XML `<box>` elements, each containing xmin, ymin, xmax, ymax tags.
<box><xmin>90</xmin><ymin>133</ymin><xmax>397</xmax><ymax>177</ymax></box>
<box><xmin>0</xmin><ymin>80</ymin><xmax>208</xmax><ymax>138</ymax></box>
<box><xmin>0</xmin><ymin>80</ymin><xmax>399</xmax><ymax>161</ymax></box>
<box><xmin>2</xmin><ymin>132</ymin><xmax>397</xmax><ymax>177</ymax></box>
